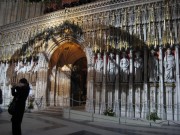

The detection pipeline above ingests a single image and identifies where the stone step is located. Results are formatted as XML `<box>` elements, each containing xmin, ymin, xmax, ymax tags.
<box><xmin>34</xmin><ymin>106</ymin><xmax>63</xmax><ymax>117</ymax></box>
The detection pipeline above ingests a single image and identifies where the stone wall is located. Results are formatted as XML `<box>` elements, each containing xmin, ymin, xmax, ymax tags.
<box><xmin>0</xmin><ymin>0</ymin><xmax>180</xmax><ymax>121</ymax></box>
<box><xmin>0</xmin><ymin>0</ymin><xmax>45</xmax><ymax>26</ymax></box>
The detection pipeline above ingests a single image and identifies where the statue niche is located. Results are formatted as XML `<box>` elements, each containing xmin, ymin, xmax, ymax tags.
<box><xmin>148</xmin><ymin>50</ymin><xmax>159</xmax><ymax>82</ymax></box>
<box><xmin>94</xmin><ymin>53</ymin><xmax>103</xmax><ymax>82</ymax></box>
<box><xmin>120</xmin><ymin>52</ymin><xmax>129</xmax><ymax>82</ymax></box>
<box><xmin>107</xmin><ymin>53</ymin><xmax>116</xmax><ymax>82</ymax></box>
<box><xmin>164</xmin><ymin>48</ymin><xmax>175</xmax><ymax>82</ymax></box>
<box><xmin>134</xmin><ymin>51</ymin><xmax>143</xmax><ymax>82</ymax></box>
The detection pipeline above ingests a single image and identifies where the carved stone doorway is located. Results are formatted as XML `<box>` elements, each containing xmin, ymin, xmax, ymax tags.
<box><xmin>49</xmin><ymin>42</ymin><xmax>87</xmax><ymax>107</ymax></box>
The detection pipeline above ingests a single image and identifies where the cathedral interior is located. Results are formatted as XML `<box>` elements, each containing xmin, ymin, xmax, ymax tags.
<box><xmin>0</xmin><ymin>0</ymin><xmax>180</xmax><ymax>121</ymax></box>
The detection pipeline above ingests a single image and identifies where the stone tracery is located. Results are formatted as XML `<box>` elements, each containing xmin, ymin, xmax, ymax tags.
<box><xmin>0</xmin><ymin>0</ymin><xmax>180</xmax><ymax>121</ymax></box>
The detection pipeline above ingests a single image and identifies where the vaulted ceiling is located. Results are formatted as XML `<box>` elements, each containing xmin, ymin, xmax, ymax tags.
<box><xmin>50</xmin><ymin>42</ymin><xmax>86</xmax><ymax>68</ymax></box>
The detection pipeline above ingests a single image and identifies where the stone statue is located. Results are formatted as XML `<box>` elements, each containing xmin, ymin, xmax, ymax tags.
<box><xmin>0</xmin><ymin>63</ymin><xmax>3</xmax><ymax>83</ymax></box>
<box><xmin>107</xmin><ymin>53</ymin><xmax>116</xmax><ymax>82</ymax></box>
<box><xmin>148</xmin><ymin>50</ymin><xmax>159</xmax><ymax>82</ymax></box>
<box><xmin>32</xmin><ymin>61</ymin><xmax>39</xmax><ymax>73</ymax></box>
<box><xmin>134</xmin><ymin>51</ymin><xmax>143</xmax><ymax>82</ymax></box>
<box><xmin>164</xmin><ymin>48</ymin><xmax>175</xmax><ymax>82</ymax></box>
<box><xmin>14</xmin><ymin>61</ymin><xmax>20</xmax><ymax>73</ymax></box>
<box><xmin>26</xmin><ymin>60</ymin><xmax>34</xmax><ymax>72</ymax></box>
<box><xmin>3</xmin><ymin>61</ymin><xmax>9</xmax><ymax>83</ymax></box>
<box><xmin>38</xmin><ymin>53</ymin><xmax>47</xmax><ymax>69</ymax></box>
<box><xmin>16</xmin><ymin>61</ymin><xmax>24</xmax><ymax>74</ymax></box>
<box><xmin>120</xmin><ymin>52</ymin><xmax>129</xmax><ymax>82</ymax></box>
<box><xmin>17</xmin><ymin>62</ymin><xmax>26</xmax><ymax>74</ymax></box>
<box><xmin>94</xmin><ymin>53</ymin><xmax>103</xmax><ymax>82</ymax></box>
<box><xmin>0</xmin><ymin>63</ymin><xmax>5</xmax><ymax>83</ymax></box>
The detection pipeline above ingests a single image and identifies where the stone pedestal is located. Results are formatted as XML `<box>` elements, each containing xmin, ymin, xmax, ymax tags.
<box><xmin>107</xmin><ymin>83</ymin><xmax>114</xmax><ymax>109</ymax></box>
<box><xmin>95</xmin><ymin>83</ymin><xmax>101</xmax><ymax>114</ymax></box>
<box><xmin>135</xmin><ymin>87</ymin><xmax>142</xmax><ymax>118</ymax></box>
<box><xmin>150</xmin><ymin>85</ymin><xmax>157</xmax><ymax>113</ymax></box>
<box><xmin>120</xmin><ymin>84</ymin><xmax>127</xmax><ymax>117</ymax></box>
<box><xmin>166</xmin><ymin>85</ymin><xmax>173</xmax><ymax>120</ymax></box>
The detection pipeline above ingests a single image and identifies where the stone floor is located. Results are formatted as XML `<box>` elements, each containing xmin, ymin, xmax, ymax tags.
<box><xmin>0</xmin><ymin>110</ymin><xmax>180</xmax><ymax>135</ymax></box>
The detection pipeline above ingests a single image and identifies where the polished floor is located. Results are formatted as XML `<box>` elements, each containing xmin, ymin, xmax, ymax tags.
<box><xmin>0</xmin><ymin>110</ymin><xmax>180</xmax><ymax>135</ymax></box>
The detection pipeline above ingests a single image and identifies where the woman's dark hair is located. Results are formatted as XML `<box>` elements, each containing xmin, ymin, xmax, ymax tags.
<box><xmin>19</xmin><ymin>78</ymin><xmax>28</xmax><ymax>84</ymax></box>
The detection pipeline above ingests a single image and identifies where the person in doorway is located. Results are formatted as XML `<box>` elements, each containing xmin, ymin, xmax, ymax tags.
<box><xmin>11</xmin><ymin>78</ymin><xmax>30</xmax><ymax>135</ymax></box>
<box><xmin>0</xmin><ymin>89</ymin><xmax>3</xmax><ymax>113</ymax></box>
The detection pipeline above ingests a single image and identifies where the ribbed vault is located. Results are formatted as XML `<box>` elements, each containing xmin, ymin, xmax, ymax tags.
<box><xmin>50</xmin><ymin>41</ymin><xmax>86</xmax><ymax>68</ymax></box>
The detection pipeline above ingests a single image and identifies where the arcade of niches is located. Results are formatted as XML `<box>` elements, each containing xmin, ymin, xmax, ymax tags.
<box><xmin>0</xmin><ymin>0</ymin><xmax>180</xmax><ymax>121</ymax></box>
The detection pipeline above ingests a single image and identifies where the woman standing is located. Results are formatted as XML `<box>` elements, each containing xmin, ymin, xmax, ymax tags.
<box><xmin>11</xmin><ymin>78</ymin><xmax>30</xmax><ymax>135</ymax></box>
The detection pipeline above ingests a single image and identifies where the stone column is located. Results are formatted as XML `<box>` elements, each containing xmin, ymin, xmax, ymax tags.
<box><xmin>100</xmin><ymin>52</ymin><xmax>107</xmax><ymax>114</ymax></box>
<box><xmin>128</xmin><ymin>49</ymin><xmax>134</xmax><ymax>118</ymax></box>
<box><xmin>86</xmin><ymin>54</ymin><xmax>95</xmax><ymax>113</ymax></box>
<box><xmin>3</xmin><ymin>62</ymin><xmax>10</xmax><ymax>107</ymax></box>
<box><xmin>107</xmin><ymin>53</ymin><xmax>115</xmax><ymax>109</ymax></box>
<box><xmin>107</xmin><ymin>84</ymin><xmax>113</xmax><ymax>108</ymax></box>
<box><xmin>121</xmin><ymin>86</ymin><xmax>127</xmax><ymax>117</ymax></box>
<box><xmin>150</xmin><ymin>86</ymin><xmax>156</xmax><ymax>112</ymax></box>
<box><xmin>135</xmin><ymin>88</ymin><xmax>141</xmax><ymax>118</ymax></box>
<box><xmin>175</xmin><ymin>45</ymin><xmax>180</xmax><ymax>121</ymax></box>
<box><xmin>95</xmin><ymin>83</ymin><xmax>101</xmax><ymax>114</ymax></box>
<box><xmin>142</xmin><ymin>47</ymin><xmax>148</xmax><ymax>118</ymax></box>
<box><xmin>166</xmin><ymin>86</ymin><xmax>173</xmax><ymax>120</ymax></box>
<box><xmin>114</xmin><ymin>53</ymin><xmax>120</xmax><ymax>116</ymax></box>
<box><xmin>158</xmin><ymin>46</ymin><xmax>166</xmax><ymax>120</ymax></box>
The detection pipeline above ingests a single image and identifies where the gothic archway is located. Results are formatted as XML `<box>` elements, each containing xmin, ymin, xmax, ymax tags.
<box><xmin>48</xmin><ymin>41</ymin><xmax>87</xmax><ymax>107</ymax></box>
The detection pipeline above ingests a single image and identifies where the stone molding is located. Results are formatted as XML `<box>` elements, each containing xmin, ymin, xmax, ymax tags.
<box><xmin>0</xmin><ymin>0</ymin><xmax>165</xmax><ymax>33</ymax></box>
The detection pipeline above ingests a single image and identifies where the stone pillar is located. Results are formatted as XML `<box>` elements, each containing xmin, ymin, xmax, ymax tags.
<box><xmin>95</xmin><ymin>84</ymin><xmax>101</xmax><ymax>114</ymax></box>
<box><xmin>121</xmin><ymin>85</ymin><xmax>127</xmax><ymax>117</ymax></box>
<box><xmin>175</xmin><ymin>45</ymin><xmax>180</xmax><ymax>121</ymax></box>
<box><xmin>107</xmin><ymin>83</ymin><xmax>113</xmax><ymax>108</ymax></box>
<box><xmin>150</xmin><ymin>86</ymin><xmax>156</xmax><ymax>112</ymax></box>
<box><xmin>135</xmin><ymin>88</ymin><xmax>141</xmax><ymax>118</ymax></box>
<box><xmin>128</xmin><ymin>49</ymin><xmax>134</xmax><ymax>118</ymax></box>
<box><xmin>114</xmin><ymin>53</ymin><xmax>120</xmax><ymax>116</ymax></box>
<box><xmin>107</xmin><ymin>53</ymin><xmax>115</xmax><ymax>109</ymax></box>
<box><xmin>2</xmin><ymin>62</ymin><xmax>10</xmax><ymax>107</ymax></box>
<box><xmin>158</xmin><ymin>46</ymin><xmax>166</xmax><ymax>120</ymax></box>
<box><xmin>86</xmin><ymin>54</ymin><xmax>95</xmax><ymax>113</ymax></box>
<box><xmin>100</xmin><ymin>52</ymin><xmax>107</xmax><ymax>114</ymax></box>
<box><xmin>94</xmin><ymin>52</ymin><xmax>104</xmax><ymax>113</ymax></box>
<box><xmin>142</xmin><ymin>47</ymin><xmax>148</xmax><ymax>118</ymax></box>
<box><xmin>166</xmin><ymin>86</ymin><xmax>173</xmax><ymax>120</ymax></box>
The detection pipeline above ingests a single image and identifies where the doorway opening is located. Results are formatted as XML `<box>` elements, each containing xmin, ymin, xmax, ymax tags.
<box><xmin>71</xmin><ymin>57</ymin><xmax>87</xmax><ymax>106</ymax></box>
<box><xmin>49</xmin><ymin>42</ymin><xmax>87</xmax><ymax>107</ymax></box>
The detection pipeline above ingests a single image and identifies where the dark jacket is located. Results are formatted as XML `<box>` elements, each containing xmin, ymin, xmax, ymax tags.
<box><xmin>11</xmin><ymin>83</ymin><xmax>30</xmax><ymax>114</ymax></box>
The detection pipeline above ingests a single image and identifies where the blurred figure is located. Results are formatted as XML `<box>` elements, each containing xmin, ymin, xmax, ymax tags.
<box><xmin>11</xmin><ymin>78</ymin><xmax>30</xmax><ymax>135</ymax></box>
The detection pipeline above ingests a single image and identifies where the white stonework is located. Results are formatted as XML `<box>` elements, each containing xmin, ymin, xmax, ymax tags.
<box><xmin>0</xmin><ymin>0</ymin><xmax>180</xmax><ymax>121</ymax></box>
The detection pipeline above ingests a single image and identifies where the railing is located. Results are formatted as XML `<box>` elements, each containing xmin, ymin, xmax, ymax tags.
<box><xmin>0</xmin><ymin>97</ymin><xmax>180</xmax><ymax>126</ymax></box>
<box><xmin>64</xmin><ymin>98</ymin><xmax>180</xmax><ymax>127</ymax></box>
